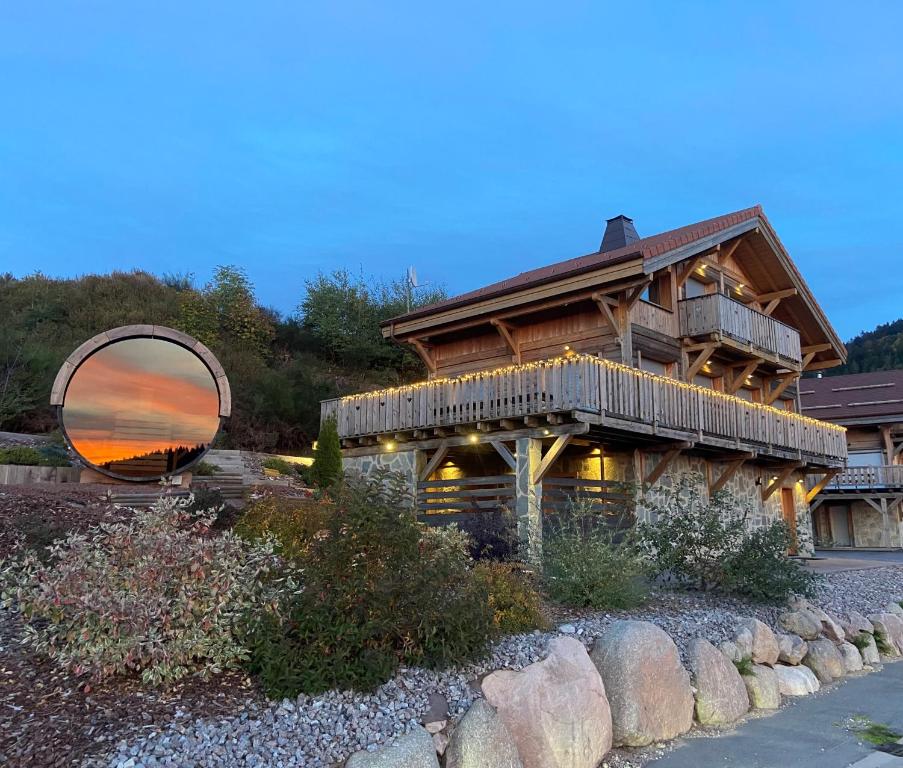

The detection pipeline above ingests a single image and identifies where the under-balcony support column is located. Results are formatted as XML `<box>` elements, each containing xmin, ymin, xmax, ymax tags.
<box><xmin>515</xmin><ymin>437</ymin><xmax>543</xmax><ymax>566</ymax></box>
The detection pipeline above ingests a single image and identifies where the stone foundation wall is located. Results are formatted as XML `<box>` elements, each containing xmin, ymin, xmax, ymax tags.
<box><xmin>343</xmin><ymin>450</ymin><xmax>421</xmax><ymax>499</ymax></box>
<box><xmin>850</xmin><ymin>500</ymin><xmax>902</xmax><ymax>548</ymax></box>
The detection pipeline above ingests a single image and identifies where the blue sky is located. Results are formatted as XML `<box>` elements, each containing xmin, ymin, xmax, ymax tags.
<box><xmin>1</xmin><ymin>2</ymin><xmax>901</xmax><ymax>340</ymax></box>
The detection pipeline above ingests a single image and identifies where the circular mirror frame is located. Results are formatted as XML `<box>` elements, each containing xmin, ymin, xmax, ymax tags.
<box><xmin>50</xmin><ymin>325</ymin><xmax>231</xmax><ymax>482</ymax></box>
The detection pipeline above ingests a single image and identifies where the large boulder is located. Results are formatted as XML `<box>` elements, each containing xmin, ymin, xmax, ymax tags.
<box><xmin>741</xmin><ymin>664</ymin><xmax>781</xmax><ymax>710</ymax></box>
<box><xmin>778</xmin><ymin>610</ymin><xmax>822</xmax><ymax>640</ymax></box>
<box><xmin>733</xmin><ymin>627</ymin><xmax>754</xmax><ymax>660</ymax></box>
<box><xmin>445</xmin><ymin>699</ymin><xmax>523</xmax><ymax>768</ymax></box>
<box><xmin>869</xmin><ymin>613</ymin><xmax>903</xmax><ymax>655</ymax></box>
<box><xmin>482</xmin><ymin>636</ymin><xmax>612</xmax><ymax>768</ymax></box>
<box><xmin>802</xmin><ymin>639</ymin><xmax>845</xmax><ymax>683</ymax></box>
<box><xmin>843</xmin><ymin>612</ymin><xmax>874</xmax><ymax>640</ymax></box>
<box><xmin>786</xmin><ymin>597</ymin><xmax>845</xmax><ymax>641</ymax></box>
<box><xmin>590</xmin><ymin>621</ymin><xmax>694</xmax><ymax>747</ymax></box>
<box><xmin>777</xmin><ymin>633</ymin><xmax>808</xmax><ymax>665</ymax></box>
<box><xmin>774</xmin><ymin>664</ymin><xmax>820</xmax><ymax>696</ymax></box>
<box><xmin>885</xmin><ymin>602</ymin><xmax>903</xmax><ymax>618</ymax></box>
<box><xmin>858</xmin><ymin>634</ymin><xmax>881</xmax><ymax>665</ymax></box>
<box><xmin>718</xmin><ymin>640</ymin><xmax>741</xmax><ymax>663</ymax></box>
<box><xmin>838</xmin><ymin>642</ymin><xmax>864</xmax><ymax>673</ymax></box>
<box><xmin>688</xmin><ymin>639</ymin><xmax>749</xmax><ymax>726</ymax></box>
<box><xmin>738</xmin><ymin>618</ymin><xmax>779</xmax><ymax>666</ymax></box>
<box><xmin>345</xmin><ymin>727</ymin><xmax>439</xmax><ymax>768</ymax></box>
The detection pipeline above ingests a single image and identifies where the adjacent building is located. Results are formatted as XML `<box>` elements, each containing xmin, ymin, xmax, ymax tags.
<box><xmin>801</xmin><ymin>370</ymin><xmax>903</xmax><ymax>549</ymax></box>
<box><xmin>321</xmin><ymin>206</ymin><xmax>848</xmax><ymax>559</ymax></box>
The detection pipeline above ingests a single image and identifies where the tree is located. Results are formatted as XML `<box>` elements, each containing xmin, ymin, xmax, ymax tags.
<box><xmin>309</xmin><ymin>416</ymin><xmax>342</xmax><ymax>487</ymax></box>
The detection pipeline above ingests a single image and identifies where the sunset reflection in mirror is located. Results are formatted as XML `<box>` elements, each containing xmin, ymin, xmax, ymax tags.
<box><xmin>61</xmin><ymin>338</ymin><xmax>221</xmax><ymax>479</ymax></box>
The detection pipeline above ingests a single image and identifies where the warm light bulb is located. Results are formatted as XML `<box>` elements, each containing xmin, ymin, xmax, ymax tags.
<box><xmin>468</xmin><ymin>433</ymin><xmax>479</xmax><ymax>444</ymax></box>
<box><xmin>385</xmin><ymin>441</ymin><xmax>396</xmax><ymax>451</ymax></box>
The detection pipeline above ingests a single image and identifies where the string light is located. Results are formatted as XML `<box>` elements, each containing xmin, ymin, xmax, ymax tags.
<box><xmin>329</xmin><ymin>353</ymin><xmax>845</xmax><ymax>435</ymax></box>
<box><xmin>468</xmin><ymin>433</ymin><xmax>479</xmax><ymax>444</ymax></box>
<box><xmin>384</xmin><ymin>440</ymin><xmax>396</xmax><ymax>451</ymax></box>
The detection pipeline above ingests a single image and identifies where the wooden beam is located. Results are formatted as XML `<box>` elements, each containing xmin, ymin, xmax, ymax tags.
<box><xmin>709</xmin><ymin>457</ymin><xmax>748</xmax><ymax>495</ymax></box>
<box><xmin>622</xmin><ymin>283</ymin><xmax>649</xmax><ymax>312</ymax></box>
<box><xmin>592</xmin><ymin>292</ymin><xmax>621</xmax><ymax>339</ymax></box>
<box><xmin>532</xmin><ymin>434</ymin><xmax>573</xmax><ymax>485</ymax></box>
<box><xmin>805</xmin><ymin>357</ymin><xmax>843</xmax><ymax>371</ymax></box>
<box><xmin>491</xmin><ymin>319</ymin><xmax>521</xmax><ymax>364</ymax></box>
<box><xmin>676</xmin><ymin>255</ymin><xmax>706</xmax><ymax>289</ymax></box>
<box><xmin>644</xmin><ymin>445</ymin><xmax>684</xmax><ymax>487</ymax></box>
<box><xmin>881</xmin><ymin>425</ymin><xmax>895</xmax><ymax>464</ymax></box>
<box><xmin>490</xmin><ymin>440</ymin><xmax>517</xmax><ymax>471</ymax></box>
<box><xmin>726</xmin><ymin>359</ymin><xmax>761</xmax><ymax>394</ymax></box>
<box><xmin>761</xmin><ymin>463</ymin><xmax>803</xmax><ymax>501</ymax></box>
<box><xmin>686</xmin><ymin>342</ymin><xmax>718</xmax><ymax>381</ymax></box>
<box><xmin>805</xmin><ymin>468</ymin><xmax>840</xmax><ymax>503</ymax></box>
<box><xmin>419</xmin><ymin>440</ymin><xmax>449</xmax><ymax>481</ymax></box>
<box><xmin>409</xmin><ymin>338</ymin><xmax>437</xmax><ymax>375</ymax></box>
<box><xmin>718</xmin><ymin>236</ymin><xmax>743</xmax><ymax>265</ymax></box>
<box><xmin>863</xmin><ymin>496</ymin><xmax>884</xmax><ymax>515</ymax></box>
<box><xmin>756</xmin><ymin>287</ymin><xmax>797</xmax><ymax>304</ymax></box>
<box><xmin>801</xmin><ymin>343</ymin><xmax>832</xmax><ymax>355</ymax></box>
<box><xmin>765</xmin><ymin>372</ymin><xmax>799</xmax><ymax>405</ymax></box>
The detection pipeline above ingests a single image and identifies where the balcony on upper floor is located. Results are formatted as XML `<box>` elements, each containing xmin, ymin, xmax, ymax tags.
<box><xmin>678</xmin><ymin>293</ymin><xmax>802</xmax><ymax>368</ymax></box>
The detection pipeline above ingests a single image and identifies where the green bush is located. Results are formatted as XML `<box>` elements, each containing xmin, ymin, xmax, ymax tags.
<box><xmin>874</xmin><ymin>630</ymin><xmax>894</xmax><ymax>655</ymax></box>
<box><xmin>0</xmin><ymin>445</ymin><xmax>69</xmax><ymax>467</ymax></box>
<box><xmin>192</xmin><ymin>460</ymin><xmax>220</xmax><ymax>476</ymax></box>
<box><xmin>459</xmin><ymin>508</ymin><xmax>519</xmax><ymax>561</ymax></box>
<box><xmin>262</xmin><ymin>456</ymin><xmax>299</xmax><ymax>476</ymax></box>
<box><xmin>722</xmin><ymin>521</ymin><xmax>820</xmax><ymax>601</ymax></box>
<box><xmin>543</xmin><ymin>500</ymin><xmax>648</xmax><ymax>609</ymax></box>
<box><xmin>242</xmin><ymin>471</ymin><xmax>493</xmax><ymax>697</ymax></box>
<box><xmin>309</xmin><ymin>417</ymin><xmax>342</xmax><ymax>487</ymax></box>
<box><xmin>638</xmin><ymin>474</ymin><xmax>818</xmax><ymax>602</ymax></box>
<box><xmin>1</xmin><ymin>494</ymin><xmax>278</xmax><ymax>686</ymax></box>
<box><xmin>733</xmin><ymin>655</ymin><xmax>754</xmax><ymax>676</ymax></box>
<box><xmin>850</xmin><ymin>633</ymin><xmax>872</xmax><ymax>652</ymax></box>
<box><xmin>235</xmin><ymin>494</ymin><xmax>333</xmax><ymax>559</ymax></box>
<box><xmin>475</xmin><ymin>561</ymin><xmax>546</xmax><ymax>634</ymax></box>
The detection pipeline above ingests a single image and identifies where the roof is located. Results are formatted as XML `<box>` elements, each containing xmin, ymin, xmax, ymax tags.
<box><xmin>387</xmin><ymin>205</ymin><xmax>764</xmax><ymax>325</ymax></box>
<box><xmin>800</xmin><ymin>370</ymin><xmax>903</xmax><ymax>424</ymax></box>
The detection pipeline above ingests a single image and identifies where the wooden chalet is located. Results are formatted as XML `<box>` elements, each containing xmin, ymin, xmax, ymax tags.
<box><xmin>321</xmin><ymin>206</ymin><xmax>848</xmax><ymax>559</ymax></box>
<box><xmin>802</xmin><ymin>370</ymin><xmax>903</xmax><ymax>549</ymax></box>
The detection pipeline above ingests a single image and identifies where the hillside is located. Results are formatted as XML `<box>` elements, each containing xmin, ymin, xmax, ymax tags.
<box><xmin>0</xmin><ymin>268</ymin><xmax>443</xmax><ymax>452</ymax></box>
<box><xmin>829</xmin><ymin>318</ymin><xmax>903</xmax><ymax>376</ymax></box>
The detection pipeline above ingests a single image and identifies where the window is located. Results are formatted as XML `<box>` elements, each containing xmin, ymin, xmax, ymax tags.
<box><xmin>683</xmin><ymin>278</ymin><xmax>705</xmax><ymax>299</ymax></box>
<box><xmin>644</xmin><ymin>273</ymin><xmax>673</xmax><ymax>310</ymax></box>
<box><xmin>640</xmin><ymin>357</ymin><xmax>669</xmax><ymax>376</ymax></box>
<box><xmin>848</xmin><ymin>451</ymin><xmax>884</xmax><ymax>467</ymax></box>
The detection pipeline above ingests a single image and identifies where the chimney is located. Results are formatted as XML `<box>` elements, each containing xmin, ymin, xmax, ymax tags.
<box><xmin>600</xmin><ymin>214</ymin><xmax>640</xmax><ymax>253</ymax></box>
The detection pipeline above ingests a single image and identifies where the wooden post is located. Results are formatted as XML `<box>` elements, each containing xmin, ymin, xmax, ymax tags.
<box><xmin>515</xmin><ymin>437</ymin><xmax>543</xmax><ymax>566</ymax></box>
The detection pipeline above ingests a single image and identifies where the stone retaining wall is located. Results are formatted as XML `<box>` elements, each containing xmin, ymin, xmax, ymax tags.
<box><xmin>0</xmin><ymin>464</ymin><xmax>80</xmax><ymax>485</ymax></box>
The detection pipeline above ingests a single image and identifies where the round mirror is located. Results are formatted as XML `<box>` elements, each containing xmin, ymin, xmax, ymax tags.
<box><xmin>54</xmin><ymin>329</ymin><xmax>227</xmax><ymax>481</ymax></box>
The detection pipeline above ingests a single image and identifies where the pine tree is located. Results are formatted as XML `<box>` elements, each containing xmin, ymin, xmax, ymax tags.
<box><xmin>310</xmin><ymin>416</ymin><xmax>342</xmax><ymax>487</ymax></box>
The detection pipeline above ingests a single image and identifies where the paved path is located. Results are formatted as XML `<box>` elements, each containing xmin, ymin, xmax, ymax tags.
<box><xmin>652</xmin><ymin>661</ymin><xmax>903</xmax><ymax>768</ymax></box>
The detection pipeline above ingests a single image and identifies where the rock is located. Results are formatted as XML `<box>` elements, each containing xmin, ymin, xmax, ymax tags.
<box><xmin>718</xmin><ymin>641</ymin><xmax>741</xmax><ymax>662</ymax></box>
<box><xmin>741</xmin><ymin>664</ymin><xmax>781</xmax><ymax>710</ymax></box>
<box><xmin>886</xmin><ymin>602</ymin><xmax>903</xmax><ymax>618</ymax></box>
<box><xmin>345</xmin><ymin>727</ymin><xmax>439</xmax><ymax>768</ymax></box>
<box><xmin>482</xmin><ymin>636</ymin><xmax>612</xmax><ymax>768</ymax></box>
<box><xmin>738</xmin><ymin>618</ymin><xmax>779</xmax><ymax>666</ymax></box>
<box><xmin>422</xmin><ymin>692</ymin><xmax>449</xmax><ymax>727</ymax></box>
<box><xmin>778</xmin><ymin>610</ymin><xmax>822</xmax><ymax>640</ymax></box>
<box><xmin>445</xmin><ymin>700</ymin><xmax>522</xmax><ymax>768</ymax></box>
<box><xmin>590</xmin><ymin>620</ymin><xmax>694</xmax><ymax>747</ymax></box>
<box><xmin>844</xmin><ymin>612</ymin><xmax>874</xmax><ymax>639</ymax></box>
<box><xmin>559</xmin><ymin>624</ymin><xmax>577</xmax><ymax>635</ymax></box>
<box><xmin>786</xmin><ymin>598</ymin><xmax>844</xmax><ymax>641</ymax></box>
<box><xmin>777</xmin><ymin>633</ymin><xmax>808</xmax><ymax>665</ymax></box>
<box><xmin>838</xmin><ymin>642</ymin><xmax>864</xmax><ymax>673</ymax></box>
<box><xmin>858</xmin><ymin>634</ymin><xmax>881</xmax><ymax>665</ymax></box>
<box><xmin>687</xmin><ymin>639</ymin><xmax>749</xmax><ymax>726</ymax></box>
<box><xmin>733</xmin><ymin>627</ymin><xmax>754</xmax><ymax>659</ymax></box>
<box><xmin>445</xmin><ymin>699</ymin><xmax>522</xmax><ymax>768</ymax></box>
<box><xmin>433</xmin><ymin>732</ymin><xmax>449</xmax><ymax>756</ymax></box>
<box><xmin>868</xmin><ymin>614</ymin><xmax>903</xmax><ymax>656</ymax></box>
<box><xmin>802</xmin><ymin>639</ymin><xmax>845</xmax><ymax>683</ymax></box>
<box><xmin>774</xmin><ymin>665</ymin><xmax>820</xmax><ymax>696</ymax></box>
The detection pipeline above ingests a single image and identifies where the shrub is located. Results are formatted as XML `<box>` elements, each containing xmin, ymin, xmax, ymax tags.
<box><xmin>459</xmin><ymin>507</ymin><xmax>519</xmax><ymax>561</ymax></box>
<box><xmin>475</xmin><ymin>561</ymin><xmax>546</xmax><ymax>634</ymax></box>
<box><xmin>242</xmin><ymin>471</ymin><xmax>493</xmax><ymax>697</ymax></box>
<box><xmin>1</xmin><ymin>494</ymin><xmax>278</xmax><ymax>686</ymax></box>
<box><xmin>192</xmin><ymin>460</ymin><xmax>220</xmax><ymax>476</ymax></box>
<box><xmin>850</xmin><ymin>633</ymin><xmax>872</xmax><ymax>652</ymax></box>
<box><xmin>309</xmin><ymin>416</ymin><xmax>342</xmax><ymax>487</ymax></box>
<box><xmin>874</xmin><ymin>630</ymin><xmax>894</xmax><ymax>655</ymax></box>
<box><xmin>733</xmin><ymin>655</ymin><xmax>754</xmax><ymax>676</ymax></box>
<box><xmin>543</xmin><ymin>500</ymin><xmax>648</xmax><ymax>609</ymax></box>
<box><xmin>235</xmin><ymin>494</ymin><xmax>333</xmax><ymax>559</ymax></box>
<box><xmin>638</xmin><ymin>474</ymin><xmax>817</xmax><ymax>602</ymax></box>
<box><xmin>185</xmin><ymin>487</ymin><xmax>235</xmax><ymax>529</ymax></box>
<box><xmin>722</xmin><ymin>521</ymin><xmax>820</xmax><ymax>601</ymax></box>
<box><xmin>262</xmin><ymin>456</ymin><xmax>298</xmax><ymax>476</ymax></box>
<box><xmin>0</xmin><ymin>445</ymin><xmax>69</xmax><ymax>467</ymax></box>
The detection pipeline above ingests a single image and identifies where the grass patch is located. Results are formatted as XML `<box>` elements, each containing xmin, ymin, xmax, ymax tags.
<box><xmin>845</xmin><ymin>715</ymin><xmax>902</xmax><ymax>746</ymax></box>
<box><xmin>874</xmin><ymin>630</ymin><xmax>894</xmax><ymax>656</ymax></box>
<box><xmin>192</xmin><ymin>461</ymin><xmax>220</xmax><ymax>476</ymax></box>
<box><xmin>850</xmin><ymin>633</ymin><xmax>872</xmax><ymax>652</ymax></box>
<box><xmin>262</xmin><ymin>457</ymin><xmax>299</xmax><ymax>476</ymax></box>
<box><xmin>733</xmin><ymin>655</ymin><xmax>754</xmax><ymax>676</ymax></box>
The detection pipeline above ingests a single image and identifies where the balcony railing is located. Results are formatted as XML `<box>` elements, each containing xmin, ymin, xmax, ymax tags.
<box><xmin>814</xmin><ymin>465</ymin><xmax>903</xmax><ymax>491</ymax></box>
<box><xmin>678</xmin><ymin>294</ymin><xmax>802</xmax><ymax>366</ymax></box>
<box><xmin>321</xmin><ymin>354</ymin><xmax>846</xmax><ymax>462</ymax></box>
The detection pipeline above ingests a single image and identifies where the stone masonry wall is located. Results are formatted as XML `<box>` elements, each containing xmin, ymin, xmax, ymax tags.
<box><xmin>343</xmin><ymin>450</ymin><xmax>421</xmax><ymax>499</ymax></box>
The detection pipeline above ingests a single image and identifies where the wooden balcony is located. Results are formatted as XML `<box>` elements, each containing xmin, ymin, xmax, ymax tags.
<box><xmin>321</xmin><ymin>354</ymin><xmax>846</xmax><ymax>464</ymax></box>
<box><xmin>678</xmin><ymin>294</ymin><xmax>802</xmax><ymax>367</ymax></box>
<box><xmin>813</xmin><ymin>465</ymin><xmax>903</xmax><ymax>493</ymax></box>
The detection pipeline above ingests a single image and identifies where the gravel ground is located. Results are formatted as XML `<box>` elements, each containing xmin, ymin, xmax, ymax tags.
<box><xmin>90</xmin><ymin>568</ymin><xmax>903</xmax><ymax>768</ymax></box>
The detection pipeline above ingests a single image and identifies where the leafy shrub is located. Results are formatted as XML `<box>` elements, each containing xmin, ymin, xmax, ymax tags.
<box><xmin>638</xmin><ymin>474</ymin><xmax>817</xmax><ymax>602</ymax></box>
<box><xmin>1</xmin><ymin>494</ymin><xmax>278</xmax><ymax>686</ymax></box>
<box><xmin>543</xmin><ymin>500</ymin><xmax>648</xmax><ymax>609</ymax></box>
<box><xmin>874</xmin><ymin>630</ymin><xmax>894</xmax><ymax>655</ymax></box>
<box><xmin>192</xmin><ymin>460</ymin><xmax>220</xmax><ymax>476</ymax></box>
<box><xmin>262</xmin><ymin>456</ymin><xmax>298</xmax><ymax>476</ymax></box>
<box><xmin>242</xmin><ymin>471</ymin><xmax>493</xmax><ymax>697</ymax></box>
<box><xmin>733</xmin><ymin>655</ymin><xmax>754</xmax><ymax>676</ymax></box>
<box><xmin>475</xmin><ymin>561</ymin><xmax>546</xmax><ymax>633</ymax></box>
<box><xmin>0</xmin><ymin>445</ymin><xmax>69</xmax><ymax>467</ymax></box>
<box><xmin>309</xmin><ymin>417</ymin><xmax>342</xmax><ymax>487</ymax></box>
<box><xmin>235</xmin><ymin>494</ymin><xmax>333</xmax><ymax>559</ymax></box>
<box><xmin>185</xmin><ymin>487</ymin><xmax>236</xmax><ymax>530</ymax></box>
<box><xmin>850</xmin><ymin>633</ymin><xmax>872</xmax><ymax>652</ymax></box>
<box><xmin>459</xmin><ymin>507</ymin><xmax>519</xmax><ymax>561</ymax></box>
